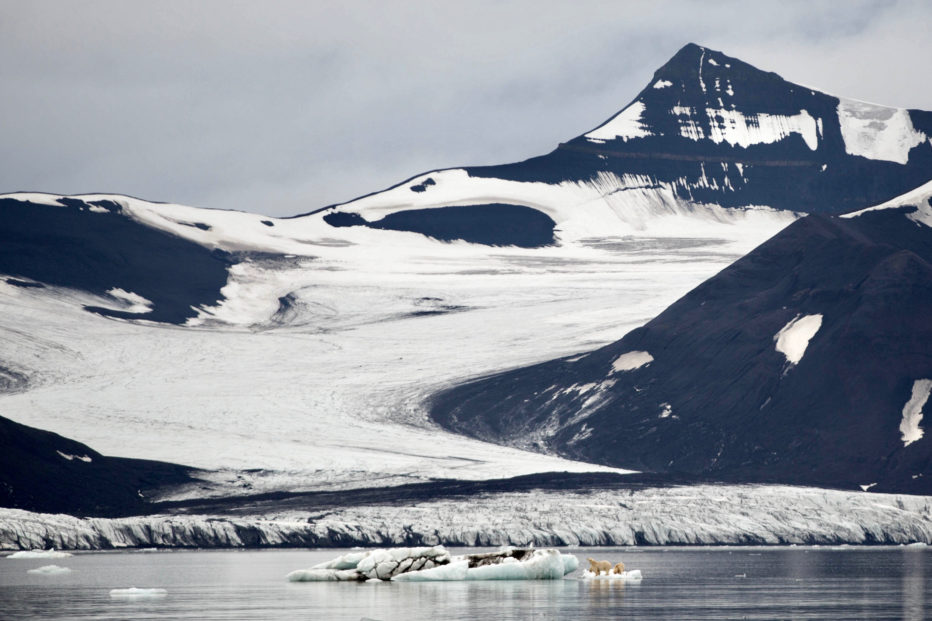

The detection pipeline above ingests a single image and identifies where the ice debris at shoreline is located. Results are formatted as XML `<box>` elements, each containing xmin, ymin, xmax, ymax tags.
<box><xmin>287</xmin><ymin>547</ymin><xmax>578</xmax><ymax>582</ymax></box>
<box><xmin>109</xmin><ymin>587</ymin><xmax>168</xmax><ymax>599</ymax></box>
<box><xmin>6</xmin><ymin>549</ymin><xmax>73</xmax><ymax>559</ymax></box>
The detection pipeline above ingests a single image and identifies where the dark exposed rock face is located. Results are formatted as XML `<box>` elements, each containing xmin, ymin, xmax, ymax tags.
<box><xmin>468</xmin><ymin>43</ymin><xmax>932</xmax><ymax>215</ymax></box>
<box><xmin>0</xmin><ymin>414</ymin><xmax>195</xmax><ymax>516</ymax></box>
<box><xmin>430</xmin><ymin>208</ymin><xmax>932</xmax><ymax>494</ymax></box>
<box><xmin>0</xmin><ymin>197</ymin><xmax>232</xmax><ymax>324</ymax></box>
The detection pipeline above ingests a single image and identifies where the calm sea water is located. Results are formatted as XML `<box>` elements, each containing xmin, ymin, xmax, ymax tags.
<box><xmin>1</xmin><ymin>546</ymin><xmax>929</xmax><ymax>620</ymax></box>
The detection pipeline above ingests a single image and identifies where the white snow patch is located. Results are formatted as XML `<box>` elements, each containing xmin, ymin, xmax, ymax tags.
<box><xmin>659</xmin><ymin>403</ymin><xmax>673</xmax><ymax>419</ymax></box>
<box><xmin>860</xmin><ymin>483</ymin><xmax>878</xmax><ymax>492</ymax></box>
<box><xmin>110</xmin><ymin>587</ymin><xmax>168</xmax><ymax>599</ymax></box>
<box><xmin>837</xmin><ymin>99</ymin><xmax>926</xmax><ymax>165</ymax></box>
<box><xmin>653</xmin><ymin>80</ymin><xmax>672</xmax><ymax>89</ymax></box>
<box><xmin>774</xmin><ymin>314</ymin><xmax>822</xmax><ymax>365</ymax></box>
<box><xmin>611</xmin><ymin>351</ymin><xmax>653</xmax><ymax>373</ymax></box>
<box><xmin>586</xmin><ymin>101</ymin><xmax>652</xmax><ymax>142</ymax></box>
<box><xmin>88</xmin><ymin>205</ymin><xmax>110</xmax><ymax>214</ymax></box>
<box><xmin>7</xmin><ymin>549</ymin><xmax>72</xmax><ymax>559</ymax></box>
<box><xmin>56</xmin><ymin>451</ymin><xmax>92</xmax><ymax>463</ymax></box>
<box><xmin>105</xmin><ymin>288</ymin><xmax>153</xmax><ymax>314</ymax></box>
<box><xmin>673</xmin><ymin>107</ymin><xmax>818</xmax><ymax>150</ymax></box>
<box><xmin>27</xmin><ymin>564</ymin><xmax>72</xmax><ymax>575</ymax></box>
<box><xmin>900</xmin><ymin>379</ymin><xmax>931</xmax><ymax>447</ymax></box>
<box><xmin>708</xmin><ymin>57</ymin><xmax>719</xmax><ymax>66</ymax></box>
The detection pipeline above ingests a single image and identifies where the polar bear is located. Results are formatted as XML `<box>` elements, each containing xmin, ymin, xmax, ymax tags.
<box><xmin>587</xmin><ymin>558</ymin><xmax>612</xmax><ymax>575</ymax></box>
<box><xmin>612</xmin><ymin>562</ymin><xmax>626</xmax><ymax>574</ymax></box>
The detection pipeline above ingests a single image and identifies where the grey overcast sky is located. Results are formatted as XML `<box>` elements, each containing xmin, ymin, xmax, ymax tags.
<box><xmin>2</xmin><ymin>0</ymin><xmax>931</xmax><ymax>217</ymax></box>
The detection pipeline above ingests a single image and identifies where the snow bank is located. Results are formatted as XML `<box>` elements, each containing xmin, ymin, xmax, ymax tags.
<box><xmin>900</xmin><ymin>379</ymin><xmax>931</xmax><ymax>447</ymax></box>
<box><xmin>26</xmin><ymin>564</ymin><xmax>72</xmax><ymax>575</ymax></box>
<box><xmin>109</xmin><ymin>587</ymin><xmax>168</xmax><ymax>599</ymax></box>
<box><xmin>774</xmin><ymin>314</ymin><xmax>822</xmax><ymax>365</ymax></box>
<box><xmin>6</xmin><ymin>549</ymin><xmax>72</xmax><ymax>559</ymax></box>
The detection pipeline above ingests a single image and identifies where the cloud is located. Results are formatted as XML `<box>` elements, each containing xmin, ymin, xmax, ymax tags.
<box><xmin>1</xmin><ymin>0</ymin><xmax>929</xmax><ymax>216</ymax></box>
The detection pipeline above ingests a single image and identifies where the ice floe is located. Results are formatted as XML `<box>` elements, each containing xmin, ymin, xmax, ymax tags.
<box><xmin>582</xmin><ymin>569</ymin><xmax>642</xmax><ymax>582</ymax></box>
<box><xmin>109</xmin><ymin>587</ymin><xmax>168</xmax><ymax>599</ymax></box>
<box><xmin>288</xmin><ymin>547</ymin><xmax>577</xmax><ymax>582</ymax></box>
<box><xmin>6</xmin><ymin>549</ymin><xmax>72</xmax><ymax>559</ymax></box>
<box><xmin>26</xmin><ymin>564</ymin><xmax>72</xmax><ymax>575</ymax></box>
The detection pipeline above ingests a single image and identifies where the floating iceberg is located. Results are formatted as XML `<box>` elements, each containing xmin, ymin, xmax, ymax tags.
<box><xmin>582</xmin><ymin>569</ymin><xmax>643</xmax><ymax>582</ymax></box>
<box><xmin>288</xmin><ymin>547</ymin><xmax>578</xmax><ymax>582</ymax></box>
<box><xmin>26</xmin><ymin>564</ymin><xmax>72</xmax><ymax>575</ymax></box>
<box><xmin>109</xmin><ymin>587</ymin><xmax>168</xmax><ymax>599</ymax></box>
<box><xmin>6</xmin><ymin>549</ymin><xmax>72</xmax><ymax>559</ymax></box>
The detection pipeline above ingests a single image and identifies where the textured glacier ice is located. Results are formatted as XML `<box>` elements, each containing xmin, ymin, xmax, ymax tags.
<box><xmin>3</xmin><ymin>484</ymin><xmax>932</xmax><ymax>551</ymax></box>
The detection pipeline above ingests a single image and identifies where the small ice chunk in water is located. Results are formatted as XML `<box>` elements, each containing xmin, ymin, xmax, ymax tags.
<box><xmin>27</xmin><ymin>564</ymin><xmax>72</xmax><ymax>575</ymax></box>
<box><xmin>7</xmin><ymin>549</ymin><xmax>73</xmax><ymax>559</ymax></box>
<box><xmin>109</xmin><ymin>587</ymin><xmax>168</xmax><ymax>598</ymax></box>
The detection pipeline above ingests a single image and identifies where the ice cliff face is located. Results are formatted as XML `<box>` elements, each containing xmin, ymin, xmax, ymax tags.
<box><xmin>2</xmin><ymin>484</ymin><xmax>931</xmax><ymax>551</ymax></box>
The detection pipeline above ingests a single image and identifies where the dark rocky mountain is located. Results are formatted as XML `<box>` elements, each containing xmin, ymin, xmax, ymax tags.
<box><xmin>430</xmin><ymin>205</ymin><xmax>932</xmax><ymax>494</ymax></box>
<box><xmin>0</xmin><ymin>196</ymin><xmax>232</xmax><ymax>324</ymax></box>
<box><xmin>464</xmin><ymin>43</ymin><xmax>932</xmax><ymax>215</ymax></box>
<box><xmin>0</xmin><ymin>414</ymin><xmax>195</xmax><ymax>516</ymax></box>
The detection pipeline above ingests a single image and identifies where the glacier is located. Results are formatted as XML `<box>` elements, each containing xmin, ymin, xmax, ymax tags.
<box><xmin>2</xmin><ymin>484</ymin><xmax>931</xmax><ymax>551</ymax></box>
